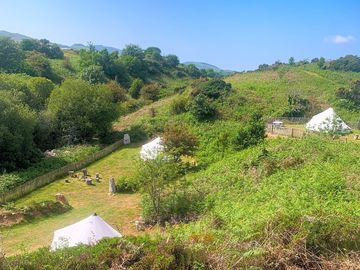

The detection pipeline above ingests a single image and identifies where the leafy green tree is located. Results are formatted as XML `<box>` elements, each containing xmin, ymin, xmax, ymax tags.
<box><xmin>318</xmin><ymin>57</ymin><xmax>325</xmax><ymax>69</ymax></box>
<box><xmin>164</xmin><ymin>54</ymin><xmax>179</xmax><ymax>68</ymax></box>
<box><xmin>328</xmin><ymin>55</ymin><xmax>360</xmax><ymax>72</ymax></box>
<box><xmin>121</xmin><ymin>44</ymin><xmax>144</xmax><ymax>59</ymax></box>
<box><xmin>163</xmin><ymin>123</ymin><xmax>198</xmax><ymax>161</ymax></box>
<box><xmin>194</xmin><ymin>79</ymin><xmax>232</xmax><ymax>100</ymax></box>
<box><xmin>129</xmin><ymin>78</ymin><xmax>143</xmax><ymax>99</ymax></box>
<box><xmin>0</xmin><ymin>92</ymin><xmax>40</xmax><ymax>170</ymax></box>
<box><xmin>120</xmin><ymin>55</ymin><xmax>147</xmax><ymax>79</ymax></box>
<box><xmin>47</xmin><ymin>79</ymin><xmax>118</xmax><ymax>143</ymax></box>
<box><xmin>80</xmin><ymin>65</ymin><xmax>107</xmax><ymax>84</ymax></box>
<box><xmin>288</xmin><ymin>57</ymin><xmax>295</xmax><ymax>66</ymax></box>
<box><xmin>137</xmin><ymin>158</ymin><xmax>181</xmax><ymax>224</ymax></box>
<box><xmin>234</xmin><ymin>112</ymin><xmax>265</xmax><ymax>150</ymax></box>
<box><xmin>144</xmin><ymin>47</ymin><xmax>162</xmax><ymax>62</ymax></box>
<box><xmin>189</xmin><ymin>94</ymin><xmax>216</xmax><ymax>121</ymax></box>
<box><xmin>25</xmin><ymin>51</ymin><xmax>59</xmax><ymax>82</ymax></box>
<box><xmin>20</xmin><ymin>38</ymin><xmax>63</xmax><ymax>59</ymax></box>
<box><xmin>28</xmin><ymin>77</ymin><xmax>55</xmax><ymax>110</ymax></box>
<box><xmin>0</xmin><ymin>37</ymin><xmax>25</xmax><ymax>73</ymax></box>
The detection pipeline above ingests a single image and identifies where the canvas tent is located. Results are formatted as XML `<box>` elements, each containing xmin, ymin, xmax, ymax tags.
<box><xmin>305</xmin><ymin>108</ymin><xmax>351</xmax><ymax>133</ymax></box>
<box><xmin>140</xmin><ymin>137</ymin><xmax>164</xmax><ymax>160</ymax></box>
<box><xmin>50</xmin><ymin>214</ymin><xmax>121</xmax><ymax>250</ymax></box>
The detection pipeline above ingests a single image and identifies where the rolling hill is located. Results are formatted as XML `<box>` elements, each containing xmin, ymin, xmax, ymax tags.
<box><xmin>183</xmin><ymin>61</ymin><xmax>236</xmax><ymax>76</ymax></box>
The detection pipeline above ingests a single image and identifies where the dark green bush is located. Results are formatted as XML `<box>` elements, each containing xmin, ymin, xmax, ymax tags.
<box><xmin>189</xmin><ymin>94</ymin><xmax>216</xmax><ymax>121</ymax></box>
<box><xmin>116</xmin><ymin>176</ymin><xmax>139</xmax><ymax>193</ymax></box>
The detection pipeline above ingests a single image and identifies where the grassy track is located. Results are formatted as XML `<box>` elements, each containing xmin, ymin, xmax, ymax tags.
<box><xmin>1</xmin><ymin>143</ymin><xmax>143</xmax><ymax>256</ymax></box>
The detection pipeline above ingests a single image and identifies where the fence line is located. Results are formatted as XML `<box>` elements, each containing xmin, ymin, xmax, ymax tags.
<box><xmin>0</xmin><ymin>140</ymin><xmax>124</xmax><ymax>204</ymax></box>
<box><xmin>267</xmin><ymin>124</ymin><xmax>305</xmax><ymax>138</ymax></box>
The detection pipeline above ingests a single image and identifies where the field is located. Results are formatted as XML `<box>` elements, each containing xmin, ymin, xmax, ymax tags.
<box><xmin>1</xmin><ymin>143</ymin><xmax>143</xmax><ymax>256</ymax></box>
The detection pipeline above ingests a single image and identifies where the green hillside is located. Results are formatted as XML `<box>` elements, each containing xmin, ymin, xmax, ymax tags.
<box><xmin>2</xmin><ymin>45</ymin><xmax>360</xmax><ymax>269</ymax></box>
<box><xmin>226</xmin><ymin>64</ymin><xmax>360</xmax><ymax>122</ymax></box>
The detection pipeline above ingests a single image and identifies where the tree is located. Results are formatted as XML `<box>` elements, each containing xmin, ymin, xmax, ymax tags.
<box><xmin>28</xmin><ymin>77</ymin><xmax>55</xmax><ymax>110</ymax></box>
<box><xmin>194</xmin><ymin>79</ymin><xmax>232</xmax><ymax>100</ymax></box>
<box><xmin>121</xmin><ymin>44</ymin><xmax>144</xmax><ymax>59</ymax></box>
<box><xmin>189</xmin><ymin>94</ymin><xmax>216</xmax><ymax>121</ymax></box>
<box><xmin>0</xmin><ymin>37</ymin><xmax>25</xmax><ymax>73</ymax></box>
<box><xmin>137</xmin><ymin>158</ymin><xmax>181</xmax><ymax>224</ymax></box>
<box><xmin>288</xmin><ymin>57</ymin><xmax>295</xmax><ymax>66</ymax></box>
<box><xmin>163</xmin><ymin>123</ymin><xmax>198</xmax><ymax>161</ymax></box>
<box><xmin>318</xmin><ymin>57</ymin><xmax>325</xmax><ymax>69</ymax></box>
<box><xmin>80</xmin><ymin>65</ymin><xmax>107</xmax><ymax>84</ymax></box>
<box><xmin>328</xmin><ymin>55</ymin><xmax>360</xmax><ymax>72</ymax></box>
<box><xmin>129</xmin><ymin>78</ymin><xmax>143</xmax><ymax>99</ymax></box>
<box><xmin>234</xmin><ymin>112</ymin><xmax>266</xmax><ymax>150</ymax></box>
<box><xmin>164</xmin><ymin>54</ymin><xmax>179</xmax><ymax>68</ymax></box>
<box><xmin>0</xmin><ymin>92</ymin><xmax>40</xmax><ymax>171</ymax></box>
<box><xmin>25</xmin><ymin>51</ymin><xmax>58</xmax><ymax>82</ymax></box>
<box><xmin>47</xmin><ymin>79</ymin><xmax>118</xmax><ymax>143</ymax></box>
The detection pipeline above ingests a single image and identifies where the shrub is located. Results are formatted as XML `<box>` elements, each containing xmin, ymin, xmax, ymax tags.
<box><xmin>189</xmin><ymin>94</ymin><xmax>216</xmax><ymax>121</ymax></box>
<box><xmin>196</xmin><ymin>79</ymin><xmax>232</xmax><ymax>100</ymax></box>
<box><xmin>79</xmin><ymin>65</ymin><xmax>107</xmax><ymax>84</ymax></box>
<box><xmin>163</xmin><ymin>123</ymin><xmax>198</xmax><ymax>160</ymax></box>
<box><xmin>106</xmin><ymin>80</ymin><xmax>127</xmax><ymax>103</ymax></box>
<box><xmin>170</xmin><ymin>96</ymin><xmax>188</xmax><ymax>115</ymax></box>
<box><xmin>129</xmin><ymin>78</ymin><xmax>143</xmax><ymax>99</ymax></box>
<box><xmin>116</xmin><ymin>176</ymin><xmax>139</xmax><ymax>193</ymax></box>
<box><xmin>234</xmin><ymin>112</ymin><xmax>266</xmax><ymax>150</ymax></box>
<box><xmin>140</xmin><ymin>83</ymin><xmax>161</xmax><ymax>101</ymax></box>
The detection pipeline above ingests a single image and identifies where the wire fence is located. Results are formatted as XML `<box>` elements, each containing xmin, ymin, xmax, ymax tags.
<box><xmin>0</xmin><ymin>140</ymin><xmax>124</xmax><ymax>204</ymax></box>
<box><xmin>266</xmin><ymin>124</ymin><xmax>305</xmax><ymax>138</ymax></box>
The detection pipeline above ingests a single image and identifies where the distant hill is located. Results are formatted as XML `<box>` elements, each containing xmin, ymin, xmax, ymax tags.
<box><xmin>0</xmin><ymin>30</ymin><xmax>121</xmax><ymax>53</ymax></box>
<box><xmin>183</xmin><ymin>61</ymin><xmax>236</xmax><ymax>76</ymax></box>
<box><xmin>0</xmin><ymin>30</ymin><xmax>33</xmax><ymax>41</ymax></box>
<box><xmin>67</xmin><ymin>43</ymin><xmax>121</xmax><ymax>53</ymax></box>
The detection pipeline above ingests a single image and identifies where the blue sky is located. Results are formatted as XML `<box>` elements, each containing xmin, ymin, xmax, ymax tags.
<box><xmin>0</xmin><ymin>0</ymin><xmax>359</xmax><ymax>70</ymax></box>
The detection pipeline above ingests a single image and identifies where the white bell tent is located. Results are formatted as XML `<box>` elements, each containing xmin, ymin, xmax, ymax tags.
<box><xmin>50</xmin><ymin>214</ymin><xmax>122</xmax><ymax>250</ymax></box>
<box><xmin>140</xmin><ymin>137</ymin><xmax>164</xmax><ymax>160</ymax></box>
<box><xmin>305</xmin><ymin>108</ymin><xmax>351</xmax><ymax>133</ymax></box>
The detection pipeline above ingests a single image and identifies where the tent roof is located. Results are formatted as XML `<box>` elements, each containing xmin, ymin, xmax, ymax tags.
<box><xmin>50</xmin><ymin>214</ymin><xmax>121</xmax><ymax>250</ymax></box>
<box><xmin>140</xmin><ymin>137</ymin><xmax>164</xmax><ymax>160</ymax></box>
<box><xmin>305</xmin><ymin>108</ymin><xmax>351</xmax><ymax>133</ymax></box>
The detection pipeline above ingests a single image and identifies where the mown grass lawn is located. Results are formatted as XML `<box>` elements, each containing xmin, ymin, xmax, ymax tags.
<box><xmin>0</xmin><ymin>143</ymin><xmax>143</xmax><ymax>256</ymax></box>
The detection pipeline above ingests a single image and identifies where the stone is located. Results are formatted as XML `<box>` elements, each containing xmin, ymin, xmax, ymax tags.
<box><xmin>109</xmin><ymin>176</ymin><xmax>116</xmax><ymax>193</ymax></box>
<box><xmin>55</xmin><ymin>193</ymin><xmax>68</xmax><ymax>205</ymax></box>
<box><xmin>123</xmin><ymin>134</ymin><xmax>131</xmax><ymax>145</ymax></box>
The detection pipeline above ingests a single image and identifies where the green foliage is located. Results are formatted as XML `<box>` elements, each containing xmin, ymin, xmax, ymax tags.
<box><xmin>20</xmin><ymin>38</ymin><xmax>64</xmax><ymax>59</ymax></box>
<box><xmin>0</xmin><ymin>92</ymin><xmax>40</xmax><ymax>171</ymax></box>
<box><xmin>328</xmin><ymin>55</ymin><xmax>360</xmax><ymax>72</ymax></box>
<box><xmin>283</xmin><ymin>91</ymin><xmax>311</xmax><ymax>117</ymax></box>
<box><xmin>288</xmin><ymin>56</ymin><xmax>295</xmax><ymax>66</ymax></box>
<box><xmin>27</xmin><ymin>77</ymin><xmax>55</xmax><ymax>110</ymax></box>
<box><xmin>233</xmin><ymin>112</ymin><xmax>265</xmax><ymax>150</ymax></box>
<box><xmin>0</xmin><ymin>37</ymin><xmax>25</xmax><ymax>73</ymax></box>
<box><xmin>336</xmin><ymin>80</ymin><xmax>360</xmax><ymax>109</ymax></box>
<box><xmin>129</xmin><ymin>78</ymin><xmax>143</xmax><ymax>99</ymax></box>
<box><xmin>193</xmin><ymin>79</ymin><xmax>232</xmax><ymax>100</ymax></box>
<box><xmin>163</xmin><ymin>122</ymin><xmax>198</xmax><ymax>160</ymax></box>
<box><xmin>25</xmin><ymin>51</ymin><xmax>60</xmax><ymax>83</ymax></box>
<box><xmin>79</xmin><ymin>65</ymin><xmax>107</xmax><ymax>84</ymax></box>
<box><xmin>170</xmin><ymin>96</ymin><xmax>188</xmax><ymax>115</ymax></box>
<box><xmin>137</xmin><ymin>158</ymin><xmax>181</xmax><ymax>224</ymax></box>
<box><xmin>140</xmin><ymin>83</ymin><xmax>161</xmax><ymax>101</ymax></box>
<box><xmin>105</xmin><ymin>80</ymin><xmax>127</xmax><ymax>103</ymax></box>
<box><xmin>47</xmin><ymin>79</ymin><xmax>118</xmax><ymax>143</ymax></box>
<box><xmin>189</xmin><ymin>94</ymin><xmax>216</xmax><ymax>121</ymax></box>
<box><xmin>116</xmin><ymin>176</ymin><xmax>139</xmax><ymax>193</ymax></box>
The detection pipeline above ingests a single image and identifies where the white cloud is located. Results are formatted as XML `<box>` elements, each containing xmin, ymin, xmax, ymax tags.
<box><xmin>326</xmin><ymin>35</ymin><xmax>355</xmax><ymax>44</ymax></box>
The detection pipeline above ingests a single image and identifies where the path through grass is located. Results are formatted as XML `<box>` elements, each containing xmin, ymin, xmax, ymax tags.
<box><xmin>1</xmin><ymin>143</ymin><xmax>142</xmax><ymax>256</ymax></box>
